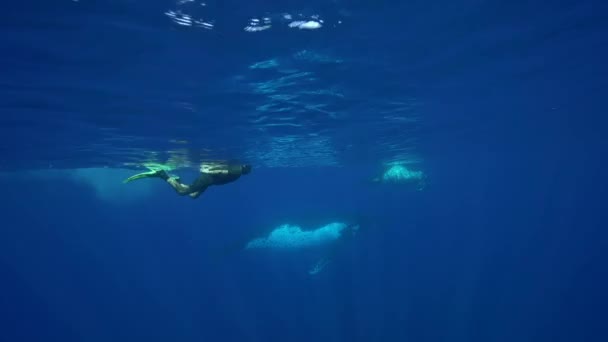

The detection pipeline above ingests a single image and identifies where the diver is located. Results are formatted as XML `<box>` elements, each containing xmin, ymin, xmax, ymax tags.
<box><xmin>124</xmin><ymin>162</ymin><xmax>252</xmax><ymax>199</ymax></box>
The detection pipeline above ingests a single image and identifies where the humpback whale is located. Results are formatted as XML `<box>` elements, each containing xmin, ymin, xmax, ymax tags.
<box><xmin>244</xmin><ymin>222</ymin><xmax>360</xmax><ymax>275</ymax></box>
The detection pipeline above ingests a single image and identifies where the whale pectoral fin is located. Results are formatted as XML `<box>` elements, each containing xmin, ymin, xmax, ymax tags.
<box><xmin>308</xmin><ymin>257</ymin><xmax>330</xmax><ymax>275</ymax></box>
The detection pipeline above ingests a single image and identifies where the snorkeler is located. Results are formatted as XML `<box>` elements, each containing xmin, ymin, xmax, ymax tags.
<box><xmin>124</xmin><ymin>162</ymin><xmax>252</xmax><ymax>199</ymax></box>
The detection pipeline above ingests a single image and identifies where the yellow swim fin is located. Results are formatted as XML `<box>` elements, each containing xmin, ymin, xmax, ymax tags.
<box><xmin>123</xmin><ymin>170</ymin><xmax>163</xmax><ymax>184</ymax></box>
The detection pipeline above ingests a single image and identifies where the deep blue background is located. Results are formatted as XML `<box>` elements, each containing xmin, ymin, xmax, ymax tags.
<box><xmin>1</xmin><ymin>0</ymin><xmax>608</xmax><ymax>341</ymax></box>
<box><xmin>1</xmin><ymin>141</ymin><xmax>606</xmax><ymax>341</ymax></box>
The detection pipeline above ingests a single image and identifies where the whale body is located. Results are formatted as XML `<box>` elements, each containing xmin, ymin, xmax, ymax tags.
<box><xmin>245</xmin><ymin>222</ymin><xmax>350</xmax><ymax>250</ymax></box>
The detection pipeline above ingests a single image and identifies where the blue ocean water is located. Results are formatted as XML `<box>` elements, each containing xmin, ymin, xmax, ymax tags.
<box><xmin>1</xmin><ymin>0</ymin><xmax>607</xmax><ymax>341</ymax></box>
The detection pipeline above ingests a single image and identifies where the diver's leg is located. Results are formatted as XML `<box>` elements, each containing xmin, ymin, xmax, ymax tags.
<box><xmin>167</xmin><ymin>173</ymin><xmax>211</xmax><ymax>197</ymax></box>
<box><xmin>188</xmin><ymin>189</ymin><xmax>206</xmax><ymax>199</ymax></box>
<box><xmin>165</xmin><ymin>176</ymin><xmax>195</xmax><ymax>196</ymax></box>
<box><xmin>124</xmin><ymin>169</ymin><xmax>198</xmax><ymax>196</ymax></box>
<box><xmin>185</xmin><ymin>174</ymin><xmax>212</xmax><ymax>198</ymax></box>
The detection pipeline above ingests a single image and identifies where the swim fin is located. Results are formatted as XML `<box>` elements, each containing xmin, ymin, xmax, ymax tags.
<box><xmin>123</xmin><ymin>170</ymin><xmax>165</xmax><ymax>183</ymax></box>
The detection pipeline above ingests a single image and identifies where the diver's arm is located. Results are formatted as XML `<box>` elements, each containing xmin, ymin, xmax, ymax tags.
<box><xmin>203</xmin><ymin>164</ymin><xmax>241</xmax><ymax>175</ymax></box>
<box><xmin>204</xmin><ymin>169</ymin><xmax>229</xmax><ymax>175</ymax></box>
<box><xmin>226</xmin><ymin>164</ymin><xmax>245</xmax><ymax>176</ymax></box>
<box><xmin>202</xmin><ymin>163</ymin><xmax>250</xmax><ymax>177</ymax></box>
